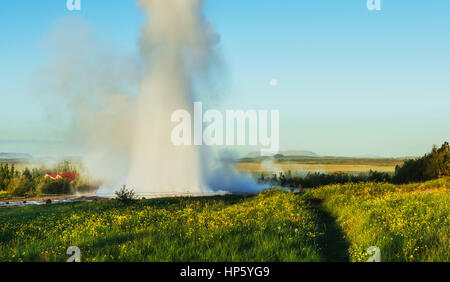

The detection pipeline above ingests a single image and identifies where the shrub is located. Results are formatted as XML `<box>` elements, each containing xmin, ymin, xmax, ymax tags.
<box><xmin>8</xmin><ymin>176</ymin><xmax>33</xmax><ymax>197</ymax></box>
<box><xmin>0</xmin><ymin>191</ymin><xmax>10</xmax><ymax>199</ymax></box>
<box><xmin>115</xmin><ymin>185</ymin><xmax>137</xmax><ymax>205</ymax></box>
<box><xmin>36</xmin><ymin>178</ymin><xmax>72</xmax><ymax>195</ymax></box>
<box><xmin>72</xmin><ymin>178</ymin><xmax>101</xmax><ymax>194</ymax></box>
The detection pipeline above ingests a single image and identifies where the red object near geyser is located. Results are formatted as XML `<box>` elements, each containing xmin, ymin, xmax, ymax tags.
<box><xmin>45</xmin><ymin>174</ymin><xmax>79</xmax><ymax>181</ymax></box>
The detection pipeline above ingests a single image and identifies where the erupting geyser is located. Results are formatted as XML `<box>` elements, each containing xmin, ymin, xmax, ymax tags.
<box><xmin>127</xmin><ymin>0</ymin><xmax>218</xmax><ymax>194</ymax></box>
<box><xmin>39</xmin><ymin>0</ymin><xmax>264</xmax><ymax>196</ymax></box>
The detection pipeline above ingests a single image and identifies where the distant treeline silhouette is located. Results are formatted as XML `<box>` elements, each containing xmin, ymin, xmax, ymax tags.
<box><xmin>258</xmin><ymin>142</ymin><xmax>449</xmax><ymax>188</ymax></box>
<box><xmin>258</xmin><ymin>170</ymin><xmax>392</xmax><ymax>189</ymax></box>
<box><xmin>393</xmin><ymin>142</ymin><xmax>449</xmax><ymax>183</ymax></box>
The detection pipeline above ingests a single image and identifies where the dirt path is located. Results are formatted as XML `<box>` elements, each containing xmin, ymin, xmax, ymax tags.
<box><xmin>0</xmin><ymin>195</ymin><xmax>110</xmax><ymax>203</ymax></box>
<box><xmin>0</xmin><ymin>195</ymin><xmax>110</xmax><ymax>208</ymax></box>
<box><xmin>1</xmin><ymin>195</ymin><xmax>77</xmax><ymax>203</ymax></box>
<box><xmin>308</xmin><ymin>198</ymin><xmax>350</xmax><ymax>262</ymax></box>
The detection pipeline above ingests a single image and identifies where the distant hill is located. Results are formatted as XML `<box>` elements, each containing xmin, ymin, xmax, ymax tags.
<box><xmin>0</xmin><ymin>153</ymin><xmax>32</xmax><ymax>160</ymax></box>
<box><xmin>245</xmin><ymin>150</ymin><xmax>319</xmax><ymax>158</ymax></box>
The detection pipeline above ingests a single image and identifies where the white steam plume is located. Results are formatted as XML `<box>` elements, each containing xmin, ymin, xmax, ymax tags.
<box><xmin>127</xmin><ymin>0</ymin><xmax>220</xmax><ymax>194</ymax></box>
<box><xmin>35</xmin><ymin>1</ymin><xmax>264</xmax><ymax>195</ymax></box>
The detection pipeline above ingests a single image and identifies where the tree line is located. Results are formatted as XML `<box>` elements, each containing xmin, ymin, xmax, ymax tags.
<box><xmin>258</xmin><ymin>170</ymin><xmax>392</xmax><ymax>189</ymax></box>
<box><xmin>258</xmin><ymin>142</ymin><xmax>449</xmax><ymax>188</ymax></box>
<box><xmin>0</xmin><ymin>161</ymin><xmax>100</xmax><ymax>198</ymax></box>
<box><xmin>393</xmin><ymin>142</ymin><xmax>449</xmax><ymax>183</ymax></box>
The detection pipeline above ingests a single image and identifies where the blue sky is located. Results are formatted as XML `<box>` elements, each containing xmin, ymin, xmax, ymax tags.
<box><xmin>0</xmin><ymin>0</ymin><xmax>449</xmax><ymax>157</ymax></box>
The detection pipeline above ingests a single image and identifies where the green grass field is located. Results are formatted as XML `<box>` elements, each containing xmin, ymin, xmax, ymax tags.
<box><xmin>0</xmin><ymin>191</ymin><xmax>326</xmax><ymax>262</ymax></box>
<box><xmin>305</xmin><ymin>178</ymin><xmax>450</xmax><ymax>262</ymax></box>
<box><xmin>0</xmin><ymin>178</ymin><xmax>448</xmax><ymax>262</ymax></box>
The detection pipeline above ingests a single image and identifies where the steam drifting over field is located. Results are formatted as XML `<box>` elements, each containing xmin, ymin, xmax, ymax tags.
<box><xmin>36</xmin><ymin>0</ymin><xmax>263</xmax><ymax>195</ymax></box>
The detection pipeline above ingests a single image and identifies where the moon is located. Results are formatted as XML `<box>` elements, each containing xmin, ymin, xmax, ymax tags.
<box><xmin>269</xmin><ymin>78</ymin><xmax>278</xmax><ymax>87</ymax></box>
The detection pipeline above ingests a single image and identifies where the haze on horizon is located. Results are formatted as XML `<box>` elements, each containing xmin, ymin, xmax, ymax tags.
<box><xmin>0</xmin><ymin>0</ymin><xmax>449</xmax><ymax>159</ymax></box>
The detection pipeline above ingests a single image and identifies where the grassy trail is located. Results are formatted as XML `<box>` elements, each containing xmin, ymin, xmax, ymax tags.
<box><xmin>307</xmin><ymin>178</ymin><xmax>450</xmax><ymax>262</ymax></box>
<box><xmin>307</xmin><ymin>198</ymin><xmax>350</xmax><ymax>262</ymax></box>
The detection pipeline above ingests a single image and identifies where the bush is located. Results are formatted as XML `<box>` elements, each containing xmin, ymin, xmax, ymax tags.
<box><xmin>0</xmin><ymin>191</ymin><xmax>10</xmax><ymax>199</ymax></box>
<box><xmin>115</xmin><ymin>185</ymin><xmax>137</xmax><ymax>205</ymax></box>
<box><xmin>72</xmin><ymin>178</ymin><xmax>101</xmax><ymax>194</ymax></box>
<box><xmin>8</xmin><ymin>176</ymin><xmax>33</xmax><ymax>197</ymax></box>
<box><xmin>36</xmin><ymin>178</ymin><xmax>72</xmax><ymax>195</ymax></box>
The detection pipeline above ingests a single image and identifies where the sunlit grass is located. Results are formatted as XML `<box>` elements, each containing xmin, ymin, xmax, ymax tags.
<box><xmin>0</xmin><ymin>190</ymin><xmax>325</xmax><ymax>262</ymax></box>
<box><xmin>306</xmin><ymin>178</ymin><xmax>450</xmax><ymax>262</ymax></box>
<box><xmin>1</xmin><ymin>178</ymin><xmax>448</xmax><ymax>262</ymax></box>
